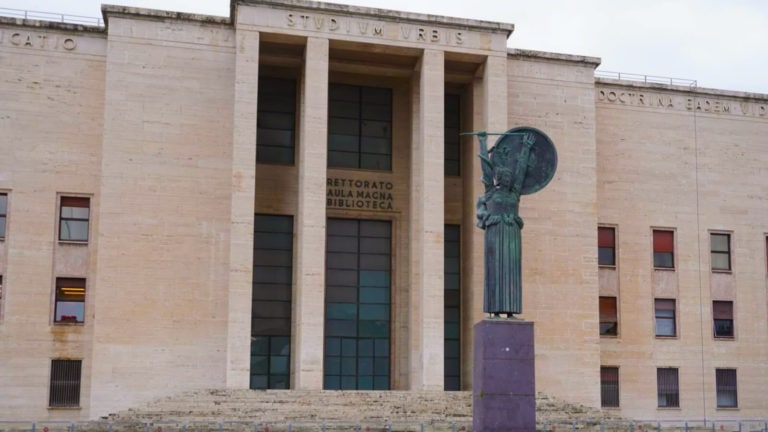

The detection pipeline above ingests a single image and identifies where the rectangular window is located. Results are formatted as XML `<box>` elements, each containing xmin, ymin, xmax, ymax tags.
<box><xmin>257</xmin><ymin>77</ymin><xmax>296</xmax><ymax>164</ymax></box>
<box><xmin>444</xmin><ymin>94</ymin><xmax>461</xmax><ymax>176</ymax></box>
<box><xmin>599</xmin><ymin>296</ymin><xmax>618</xmax><ymax>336</ymax></box>
<box><xmin>657</xmin><ymin>367</ymin><xmax>679</xmax><ymax>408</ymax></box>
<box><xmin>654</xmin><ymin>299</ymin><xmax>676</xmax><ymax>337</ymax></box>
<box><xmin>444</xmin><ymin>224</ymin><xmax>461</xmax><ymax>390</ymax></box>
<box><xmin>715</xmin><ymin>369</ymin><xmax>737</xmax><ymax>408</ymax></box>
<box><xmin>251</xmin><ymin>214</ymin><xmax>294</xmax><ymax>390</ymax></box>
<box><xmin>54</xmin><ymin>278</ymin><xmax>85</xmax><ymax>324</ymax></box>
<box><xmin>600</xmin><ymin>367</ymin><xmax>619</xmax><ymax>407</ymax></box>
<box><xmin>328</xmin><ymin>84</ymin><xmax>392</xmax><ymax>171</ymax></box>
<box><xmin>653</xmin><ymin>230</ymin><xmax>674</xmax><ymax>269</ymax></box>
<box><xmin>0</xmin><ymin>192</ymin><xmax>7</xmax><ymax>239</ymax></box>
<box><xmin>49</xmin><ymin>359</ymin><xmax>82</xmax><ymax>407</ymax></box>
<box><xmin>710</xmin><ymin>233</ymin><xmax>731</xmax><ymax>271</ymax></box>
<box><xmin>713</xmin><ymin>301</ymin><xmax>734</xmax><ymax>338</ymax></box>
<box><xmin>598</xmin><ymin>227</ymin><xmax>616</xmax><ymax>266</ymax></box>
<box><xmin>59</xmin><ymin>197</ymin><xmax>90</xmax><ymax>242</ymax></box>
<box><xmin>324</xmin><ymin>218</ymin><xmax>391</xmax><ymax>390</ymax></box>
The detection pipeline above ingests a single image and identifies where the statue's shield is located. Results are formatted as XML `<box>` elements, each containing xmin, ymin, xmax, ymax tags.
<box><xmin>490</xmin><ymin>127</ymin><xmax>558</xmax><ymax>195</ymax></box>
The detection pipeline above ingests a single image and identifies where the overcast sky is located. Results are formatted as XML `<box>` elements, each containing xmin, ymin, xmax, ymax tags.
<box><xmin>2</xmin><ymin>0</ymin><xmax>767</xmax><ymax>94</ymax></box>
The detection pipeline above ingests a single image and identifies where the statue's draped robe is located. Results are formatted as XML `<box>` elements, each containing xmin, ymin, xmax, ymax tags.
<box><xmin>479</xmin><ymin>189</ymin><xmax>522</xmax><ymax>314</ymax></box>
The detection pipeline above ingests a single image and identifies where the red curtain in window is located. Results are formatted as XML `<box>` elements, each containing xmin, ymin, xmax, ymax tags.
<box><xmin>61</xmin><ymin>197</ymin><xmax>90</xmax><ymax>208</ymax></box>
<box><xmin>655</xmin><ymin>299</ymin><xmax>675</xmax><ymax>310</ymax></box>
<box><xmin>598</xmin><ymin>227</ymin><xmax>615</xmax><ymax>247</ymax></box>
<box><xmin>599</xmin><ymin>297</ymin><xmax>617</xmax><ymax>321</ymax></box>
<box><xmin>713</xmin><ymin>301</ymin><xmax>733</xmax><ymax>319</ymax></box>
<box><xmin>653</xmin><ymin>230</ymin><xmax>674</xmax><ymax>253</ymax></box>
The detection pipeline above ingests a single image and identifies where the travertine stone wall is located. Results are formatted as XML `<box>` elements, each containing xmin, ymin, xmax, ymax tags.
<box><xmin>0</xmin><ymin>22</ymin><xmax>106</xmax><ymax>420</ymax></box>
<box><xmin>596</xmin><ymin>80</ymin><xmax>768</xmax><ymax>419</ymax></box>
<box><xmin>506</xmin><ymin>50</ymin><xmax>602</xmax><ymax>409</ymax></box>
<box><xmin>89</xmin><ymin>12</ymin><xmax>236</xmax><ymax>416</ymax></box>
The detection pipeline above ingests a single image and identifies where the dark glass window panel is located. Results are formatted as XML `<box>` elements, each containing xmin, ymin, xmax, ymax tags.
<box><xmin>341</xmin><ymin>358</ymin><xmax>357</xmax><ymax>375</ymax></box>
<box><xmin>328</xmin><ymin>151</ymin><xmax>359</xmax><ymax>168</ymax></box>
<box><xmin>326</xmin><ymin>252</ymin><xmax>359</xmax><ymax>270</ymax></box>
<box><xmin>258</xmin><ymin>112</ymin><xmax>295</xmax><ymax>129</ymax></box>
<box><xmin>716</xmin><ymin>369</ymin><xmax>737</xmax><ymax>408</ymax></box>
<box><xmin>359</xmin><ymin>304</ymin><xmax>389</xmax><ymax>320</ymax></box>
<box><xmin>444</xmin><ymin>290</ymin><xmax>460</xmax><ymax>306</ymax></box>
<box><xmin>655</xmin><ymin>319</ymin><xmax>676</xmax><ymax>337</ymax></box>
<box><xmin>269</xmin><ymin>356</ymin><xmax>289</xmax><ymax>374</ymax></box>
<box><xmin>445</xmin><ymin>358</ymin><xmax>460</xmax><ymax>375</ymax></box>
<box><xmin>253</xmin><ymin>232</ymin><xmax>293</xmax><ymax>250</ymax></box>
<box><xmin>361</xmin><ymin>120</ymin><xmax>391</xmax><ymax>138</ymax></box>
<box><xmin>325</xmin><ymin>337</ymin><xmax>341</xmax><ymax>356</ymax></box>
<box><xmin>61</xmin><ymin>206</ymin><xmax>89</xmax><ymax>219</ymax></box>
<box><xmin>324</xmin><ymin>375</ymin><xmax>340</xmax><ymax>390</ymax></box>
<box><xmin>327</xmin><ymin>236</ymin><xmax>359</xmax><ymax>253</ymax></box>
<box><xmin>251</xmin><ymin>283</ymin><xmax>292</xmax><ymax>301</ymax></box>
<box><xmin>598</xmin><ymin>247</ymin><xmax>615</xmax><ymax>266</ymax></box>
<box><xmin>444</xmin><ymin>322</ymin><xmax>460</xmax><ymax>339</ymax></box>
<box><xmin>357</xmin><ymin>375</ymin><xmax>374</xmax><ymax>390</ymax></box>
<box><xmin>711</xmin><ymin>253</ymin><xmax>730</xmax><ymax>271</ymax></box>
<box><xmin>328</xmin><ymin>135</ymin><xmax>360</xmax><ymax>152</ymax></box>
<box><xmin>444</xmin><ymin>224</ymin><xmax>461</xmax><ymax>390</ymax></box>
<box><xmin>444</xmin><ymin>308</ymin><xmax>460</xmax><ymax>322</ymax></box>
<box><xmin>444</xmin><ymin>274</ymin><xmax>460</xmax><ymax>291</ymax></box>
<box><xmin>257</xmin><ymin>77</ymin><xmax>296</xmax><ymax>164</ymax></box>
<box><xmin>444</xmin><ymin>94</ymin><xmax>461</xmax><ymax>176</ymax></box>
<box><xmin>359</xmin><ymin>254</ymin><xmax>390</xmax><ymax>270</ymax></box>
<box><xmin>329</xmin><ymin>100</ymin><xmax>361</xmax><ymax>118</ymax></box>
<box><xmin>361</xmin><ymin>104</ymin><xmax>391</xmax><ymax>121</ymax></box>
<box><xmin>270</xmin><ymin>375</ymin><xmax>289</xmax><ymax>389</ymax></box>
<box><xmin>326</xmin><ymin>319</ymin><xmax>357</xmax><ymax>337</ymax></box>
<box><xmin>250</xmin><ymin>375</ymin><xmax>268</xmax><ymax>389</ymax></box>
<box><xmin>445</xmin><ymin>377</ymin><xmax>460</xmax><ymax>391</ymax></box>
<box><xmin>253</xmin><ymin>249</ymin><xmax>293</xmax><ymax>267</ymax></box>
<box><xmin>328</xmin><ymin>219</ymin><xmax>358</xmax><ymax>236</ymax></box>
<box><xmin>258</xmin><ymin>95</ymin><xmax>296</xmax><ymax>114</ymax></box>
<box><xmin>251</xmin><ymin>267</ymin><xmax>292</xmax><ymax>284</ymax></box>
<box><xmin>251</xmin><ymin>356</ymin><xmax>269</xmax><ymax>374</ymax></box>
<box><xmin>361</xmin><ymin>137</ymin><xmax>391</xmax><ymax>155</ymax></box>
<box><xmin>358</xmin><ymin>320</ymin><xmax>389</xmax><ymax>338</ymax></box>
<box><xmin>359</xmin><ymin>270</ymin><xmax>390</xmax><ymax>287</ymax></box>
<box><xmin>60</xmin><ymin>220</ymin><xmax>89</xmax><ymax>242</ymax></box>
<box><xmin>341</xmin><ymin>338</ymin><xmax>356</xmax><ymax>357</ymax></box>
<box><xmin>251</xmin><ymin>337</ymin><xmax>270</xmax><ymax>355</ymax></box>
<box><xmin>252</xmin><ymin>301</ymin><xmax>292</xmax><ymax>319</ymax></box>
<box><xmin>327</xmin><ymin>303</ymin><xmax>358</xmax><ymax>320</ymax></box>
<box><xmin>362</xmin><ymin>87</ymin><xmax>390</xmax><ymax>104</ymax></box>
<box><xmin>714</xmin><ymin>319</ymin><xmax>734</xmax><ymax>337</ymax></box>
<box><xmin>655</xmin><ymin>299</ymin><xmax>676</xmax><ymax>337</ymax></box>
<box><xmin>654</xmin><ymin>252</ymin><xmax>674</xmax><ymax>269</ymax></box>
<box><xmin>599</xmin><ymin>296</ymin><xmax>618</xmax><ymax>336</ymax></box>
<box><xmin>256</xmin><ymin>215</ymin><xmax>293</xmax><ymax>232</ymax></box>
<box><xmin>360</xmin><ymin>221</ymin><xmax>391</xmax><ymax>237</ymax></box>
<box><xmin>360</xmin><ymin>154</ymin><xmax>391</xmax><ymax>171</ymax></box>
<box><xmin>358</xmin><ymin>357</ymin><xmax>374</xmax><ymax>375</ymax></box>
<box><xmin>358</xmin><ymin>339</ymin><xmax>373</xmax><ymax>356</ymax></box>
<box><xmin>374</xmin><ymin>357</ymin><xmax>389</xmax><ymax>375</ymax></box>
<box><xmin>251</xmin><ymin>318</ymin><xmax>291</xmax><ymax>335</ymax></box>
<box><xmin>341</xmin><ymin>376</ymin><xmax>357</xmax><ymax>389</ymax></box>
<box><xmin>711</xmin><ymin>234</ymin><xmax>730</xmax><ymax>252</ymax></box>
<box><xmin>325</xmin><ymin>357</ymin><xmax>341</xmax><ymax>375</ymax></box>
<box><xmin>359</xmin><ymin>237</ymin><xmax>391</xmax><ymax>254</ymax></box>
<box><xmin>329</xmin><ymin>118</ymin><xmax>360</xmax><ymax>135</ymax></box>
<box><xmin>327</xmin><ymin>269</ymin><xmax>358</xmax><ymax>286</ymax></box>
<box><xmin>373</xmin><ymin>376</ymin><xmax>388</xmax><ymax>390</ymax></box>
<box><xmin>326</xmin><ymin>285</ymin><xmax>358</xmax><ymax>303</ymax></box>
<box><xmin>445</xmin><ymin>257</ymin><xmax>460</xmax><ymax>270</ymax></box>
<box><xmin>601</xmin><ymin>367</ymin><xmax>620</xmax><ymax>408</ymax></box>
<box><xmin>257</xmin><ymin>147</ymin><xmax>294</xmax><ymax>165</ymax></box>
<box><xmin>0</xmin><ymin>194</ymin><xmax>7</xmax><ymax>214</ymax></box>
<box><xmin>359</xmin><ymin>287</ymin><xmax>389</xmax><ymax>303</ymax></box>
<box><xmin>374</xmin><ymin>338</ymin><xmax>389</xmax><ymax>357</ymax></box>
<box><xmin>330</xmin><ymin>84</ymin><xmax>360</xmax><ymax>101</ymax></box>
<box><xmin>0</xmin><ymin>216</ymin><xmax>5</xmax><ymax>238</ymax></box>
<box><xmin>710</xmin><ymin>233</ymin><xmax>731</xmax><ymax>270</ymax></box>
<box><xmin>445</xmin><ymin>340</ymin><xmax>460</xmax><ymax>355</ymax></box>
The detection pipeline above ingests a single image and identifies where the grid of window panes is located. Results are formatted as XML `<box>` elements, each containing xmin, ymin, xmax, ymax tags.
<box><xmin>710</xmin><ymin>233</ymin><xmax>731</xmax><ymax>271</ymax></box>
<box><xmin>444</xmin><ymin>94</ymin><xmax>461</xmax><ymax>176</ymax></box>
<box><xmin>325</xmin><ymin>218</ymin><xmax>391</xmax><ymax>390</ymax></box>
<box><xmin>59</xmin><ymin>197</ymin><xmax>89</xmax><ymax>242</ymax></box>
<box><xmin>657</xmin><ymin>367</ymin><xmax>680</xmax><ymax>408</ymax></box>
<box><xmin>715</xmin><ymin>368</ymin><xmax>737</xmax><ymax>408</ymax></box>
<box><xmin>655</xmin><ymin>299</ymin><xmax>676</xmax><ymax>337</ymax></box>
<box><xmin>600</xmin><ymin>367</ymin><xmax>619</xmax><ymax>407</ymax></box>
<box><xmin>49</xmin><ymin>359</ymin><xmax>82</xmax><ymax>407</ymax></box>
<box><xmin>0</xmin><ymin>193</ymin><xmax>7</xmax><ymax>238</ymax></box>
<box><xmin>257</xmin><ymin>77</ymin><xmax>296</xmax><ymax>164</ymax></box>
<box><xmin>251</xmin><ymin>214</ymin><xmax>294</xmax><ymax>389</ymax></box>
<box><xmin>328</xmin><ymin>84</ymin><xmax>392</xmax><ymax>170</ymax></box>
<box><xmin>444</xmin><ymin>224</ymin><xmax>461</xmax><ymax>390</ymax></box>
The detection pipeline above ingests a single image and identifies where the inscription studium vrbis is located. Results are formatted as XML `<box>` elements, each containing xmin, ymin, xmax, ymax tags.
<box><xmin>597</xmin><ymin>87</ymin><xmax>768</xmax><ymax>117</ymax></box>
<box><xmin>326</xmin><ymin>177</ymin><xmax>395</xmax><ymax>211</ymax></box>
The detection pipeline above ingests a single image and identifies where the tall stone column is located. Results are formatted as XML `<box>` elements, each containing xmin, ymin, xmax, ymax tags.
<box><xmin>293</xmin><ymin>37</ymin><xmax>329</xmax><ymax>390</ymax></box>
<box><xmin>409</xmin><ymin>49</ymin><xmax>445</xmax><ymax>390</ymax></box>
<box><xmin>463</xmin><ymin>54</ymin><xmax>508</xmax><ymax>387</ymax></box>
<box><xmin>227</xmin><ymin>28</ymin><xmax>260</xmax><ymax>387</ymax></box>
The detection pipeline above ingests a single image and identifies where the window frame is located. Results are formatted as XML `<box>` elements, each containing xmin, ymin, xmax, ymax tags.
<box><xmin>710</xmin><ymin>232</ymin><xmax>732</xmax><ymax>272</ymax></box>
<box><xmin>49</xmin><ymin>359</ymin><xmax>82</xmax><ymax>408</ymax></box>
<box><xmin>444</xmin><ymin>93</ymin><xmax>461</xmax><ymax>177</ymax></box>
<box><xmin>715</xmin><ymin>368</ymin><xmax>738</xmax><ymax>409</ymax></box>
<box><xmin>652</xmin><ymin>229</ymin><xmax>675</xmax><ymax>269</ymax></box>
<box><xmin>599</xmin><ymin>296</ymin><xmax>619</xmax><ymax>337</ymax></box>
<box><xmin>0</xmin><ymin>192</ymin><xmax>7</xmax><ymax>240</ymax></box>
<box><xmin>600</xmin><ymin>366</ymin><xmax>620</xmax><ymax>408</ymax></box>
<box><xmin>256</xmin><ymin>76</ymin><xmax>297</xmax><ymax>165</ymax></box>
<box><xmin>598</xmin><ymin>226</ymin><xmax>616</xmax><ymax>267</ymax></box>
<box><xmin>654</xmin><ymin>298</ymin><xmax>677</xmax><ymax>338</ymax></box>
<box><xmin>59</xmin><ymin>196</ymin><xmax>90</xmax><ymax>243</ymax></box>
<box><xmin>712</xmin><ymin>300</ymin><xmax>734</xmax><ymax>339</ymax></box>
<box><xmin>54</xmin><ymin>278</ymin><xmax>86</xmax><ymax>325</ymax></box>
<box><xmin>656</xmin><ymin>367</ymin><xmax>680</xmax><ymax>408</ymax></box>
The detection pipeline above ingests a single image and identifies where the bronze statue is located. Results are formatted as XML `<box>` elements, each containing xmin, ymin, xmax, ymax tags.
<box><xmin>467</xmin><ymin>128</ymin><xmax>557</xmax><ymax>318</ymax></box>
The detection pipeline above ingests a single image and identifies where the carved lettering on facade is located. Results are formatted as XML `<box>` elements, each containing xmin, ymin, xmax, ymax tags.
<box><xmin>0</xmin><ymin>30</ymin><xmax>77</xmax><ymax>51</ymax></box>
<box><xmin>326</xmin><ymin>177</ymin><xmax>395</xmax><ymax>211</ymax></box>
<box><xmin>285</xmin><ymin>12</ymin><xmax>463</xmax><ymax>45</ymax></box>
<box><xmin>597</xmin><ymin>88</ymin><xmax>767</xmax><ymax>118</ymax></box>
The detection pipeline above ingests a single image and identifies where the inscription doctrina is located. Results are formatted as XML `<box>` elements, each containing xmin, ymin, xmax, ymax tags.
<box><xmin>597</xmin><ymin>88</ymin><xmax>767</xmax><ymax>117</ymax></box>
<box><xmin>327</xmin><ymin>177</ymin><xmax>395</xmax><ymax>211</ymax></box>
<box><xmin>286</xmin><ymin>13</ymin><xmax>465</xmax><ymax>46</ymax></box>
<box><xmin>0</xmin><ymin>31</ymin><xmax>77</xmax><ymax>50</ymax></box>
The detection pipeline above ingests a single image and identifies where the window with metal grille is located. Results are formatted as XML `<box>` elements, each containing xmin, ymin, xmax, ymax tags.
<box><xmin>444</xmin><ymin>224</ymin><xmax>461</xmax><ymax>390</ymax></box>
<box><xmin>710</xmin><ymin>233</ymin><xmax>731</xmax><ymax>271</ymax></box>
<box><xmin>59</xmin><ymin>197</ymin><xmax>90</xmax><ymax>242</ymax></box>
<box><xmin>715</xmin><ymin>369</ymin><xmax>737</xmax><ymax>408</ymax></box>
<box><xmin>598</xmin><ymin>227</ymin><xmax>616</xmax><ymax>266</ymax></box>
<box><xmin>0</xmin><ymin>192</ymin><xmax>7</xmax><ymax>239</ymax></box>
<box><xmin>257</xmin><ymin>77</ymin><xmax>296</xmax><ymax>164</ymax></box>
<box><xmin>657</xmin><ymin>367</ymin><xmax>679</xmax><ymax>408</ymax></box>
<box><xmin>444</xmin><ymin>94</ymin><xmax>461</xmax><ymax>176</ymax></box>
<box><xmin>599</xmin><ymin>296</ymin><xmax>618</xmax><ymax>336</ymax></box>
<box><xmin>251</xmin><ymin>214</ymin><xmax>294</xmax><ymax>389</ymax></box>
<box><xmin>328</xmin><ymin>84</ymin><xmax>392</xmax><ymax>171</ymax></box>
<box><xmin>653</xmin><ymin>230</ymin><xmax>674</xmax><ymax>269</ymax></box>
<box><xmin>600</xmin><ymin>367</ymin><xmax>619</xmax><ymax>407</ymax></box>
<box><xmin>49</xmin><ymin>359</ymin><xmax>81</xmax><ymax>407</ymax></box>
<box><xmin>324</xmin><ymin>218</ymin><xmax>391</xmax><ymax>390</ymax></box>
<box><xmin>54</xmin><ymin>278</ymin><xmax>86</xmax><ymax>324</ymax></box>
<box><xmin>654</xmin><ymin>299</ymin><xmax>676</xmax><ymax>337</ymax></box>
<box><xmin>713</xmin><ymin>301</ymin><xmax>734</xmax><ymax>338</ymax></box>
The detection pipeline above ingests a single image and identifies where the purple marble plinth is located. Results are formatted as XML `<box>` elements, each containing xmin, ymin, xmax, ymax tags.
<box><xmin>473</xmin><ymin>319</ymin><xmax>535</xmax><ymax>432</ymax></box>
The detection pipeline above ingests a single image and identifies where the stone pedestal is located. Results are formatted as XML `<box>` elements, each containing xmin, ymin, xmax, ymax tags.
<box><xmin>473</xmin><ymin>319</ymin><xmax>535</xmax><ymax>432</ymax></box>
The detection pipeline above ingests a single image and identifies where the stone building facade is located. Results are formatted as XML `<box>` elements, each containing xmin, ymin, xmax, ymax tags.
<box><xmin>0</xmin><ymin>0</ymin><xmax>766</xmax><ymax>422</ymax></box>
